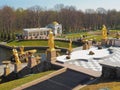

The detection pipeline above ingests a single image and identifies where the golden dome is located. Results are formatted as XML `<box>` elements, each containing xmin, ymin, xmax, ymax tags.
<box><xmin>52</xmin><ymin>21</ymin><xmax>59</xmax><ymax>25</ymax></box>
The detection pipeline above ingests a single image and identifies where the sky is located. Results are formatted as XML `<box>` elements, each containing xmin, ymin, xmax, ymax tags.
<box><xmin>0</xmin><ymin>0</ymin><xmax>120</xmax><ymax>11</ymax></box>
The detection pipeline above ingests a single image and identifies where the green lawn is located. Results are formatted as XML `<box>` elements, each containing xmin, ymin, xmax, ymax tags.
<box><xmin>0</xmin><ymin>70</ymin><xmax>54</xmax><ymax>90</ymax></box>
<box><xmin>64</xmin><ymin>32</ymin><xmax>90</xmax><ymax>39</ymax></box>
<box><xmin>7</xmin><ymin>40</ymin><xmax>78</xmax><ymax>48</ymax></box>
<box><xmin>64</xmin><ymin>30</ymin><xmax>120</xmax><ymax>41</ymax></box>
<box><xmin>81</xmin><ymin>81</ymin><xmax>120</xmax><ymax>90</ymax></box>
<box><xmin>6</xmin><ymin>30</ymin><xmax>120</xmax><ymax>48</ymax></box>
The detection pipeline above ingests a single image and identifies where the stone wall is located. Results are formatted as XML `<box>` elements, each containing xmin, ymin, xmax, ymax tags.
<box><xmin>101</xmin><ymin>64</ymin><xmax>120</xmax><ymax>80</ymax></box>
<box><xmin>106</xmin><ymin>39</ymin><xmax>120</xmax><ymax>47</ymax></box>
<box><xmin>0</xmin><ymin>61</ymin><xmax>63</xmax><ymax>83</ymax></box>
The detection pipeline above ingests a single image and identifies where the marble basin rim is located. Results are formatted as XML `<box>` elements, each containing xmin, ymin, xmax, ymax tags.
<box><xmin>57</xmin><ymin>46</ymin><xmax>112</xmax><ymax>63</ymax></box>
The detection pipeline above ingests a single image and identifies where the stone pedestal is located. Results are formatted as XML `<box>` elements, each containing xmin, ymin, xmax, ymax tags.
<box><xmin>36</xmin><ymin>56</ymin><xmax>41</xmax><ymax>64</ymax></box>
<box><xmin>83</xmin><ymin>43</ymin><xmax>88</xmax><ymax>50</ymax></box>
<box><xmin>2</xmin><ymin>61</ymin><xmax>11</xmax><ymax>76</ymax></box>
<box><xmin>14</xmin><ymin>63</ymin><xmax>22</xmax><ymax>73</ymax></box>
<box><xmin>88</xmin><ymin>43</ymin><xmax>90</xmax><ymax>49</ymax></box>
<box><xmin>101</xmin><ymin>39</ymin><xmax>107</xmax><ymax>45</ymax></box>
<box><xmin>88</xmin><ymin>41</ymin><xmax>92</xmax><ymax>49</ymax></box>
<box><xmin>28</xmin><ymin>56</ymin><xmax>37</xmax><ymax>68</ymax></box>
<box><xmin>47</xmin><ymin>50</ymin><xmax>56</xmax><ymax>61</ymax></box>
<box><xmin>4</xmin><ymin>67</ymin><xmax>10</xmax><ymax>76</ymax></box>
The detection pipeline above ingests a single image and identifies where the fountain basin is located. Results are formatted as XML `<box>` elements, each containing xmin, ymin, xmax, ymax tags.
<box><xmin>57</xmin><ymin>47</ymin><xmax>110</xmax><ymax>63</ymax></box>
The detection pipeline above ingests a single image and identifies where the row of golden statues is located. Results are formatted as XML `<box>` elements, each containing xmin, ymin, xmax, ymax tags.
<box><xmin>12</xmin><ymin>30</ymin><xmax>73</xmax><ymax>64</ymax></box>
<box><xmin>12</xmin><ymin>30</ymin><xmax>56</xmax><ymax>64</ymax></box>
<box><xmin>12</xmin><ymin>46</ymin><xmax>37</xmax><ymax>64</ymax></box>
<box><xmin>12</xmin><ymin>25</ymin><xmax>108</xmax><ymax>64</ymax></box>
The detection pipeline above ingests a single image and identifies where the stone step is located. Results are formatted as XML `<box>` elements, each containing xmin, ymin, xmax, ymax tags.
<box><xmin>23</xmin><ymin>69</ymin><xmax>94</xmax><ymax>90</ymax></box>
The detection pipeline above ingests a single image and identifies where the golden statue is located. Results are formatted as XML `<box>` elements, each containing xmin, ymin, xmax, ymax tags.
<box><xmin>20</xmin><ymin>45</ymin><xmax>25</xmax><ymax>55</ymax></box>
<box><xmin>102</xmin><ymin>25</ymin><xmax>107</xmax><ymax>39</ymax></box>
<box><xmin>116</xmin><ymin>32</ymin><xmax>120</xmax><ymax>39</ymax></box>
<box><xmin>12</xmin><ymin>48</ymin><xmax>21</xmax><ymax>64</ymax></box>
<box><xmin>48</xmin><ymin>30</ymin><xmax>55</xmax><ymax>51</ymax></box>
<box><xmin>68</xmin><ymin>39</ymin><xmax>72</xmax><ymax>52</ymax></box>
<box><xmin>26</xmin><ymin>49</ymin><xmax>37</xmax><ymax>55</ymax></box>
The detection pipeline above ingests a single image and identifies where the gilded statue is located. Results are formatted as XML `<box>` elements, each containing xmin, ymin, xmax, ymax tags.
<box><xmin>48</xmin><ymin>30</ymin><xmax>55</xmax><ymax>51</ymax></box>
<box><xmin>12</xmin><ymin>48</ymin><xmax>21</xmax><ymax>64</ymax></box>
<box><xmin>20</xmin><ymin>45</ymin><xmax>25</xmax><ymax>54</ymax></box>
<box><xmin>68</xmin><ymin>39</ymin><xmax>72</xmax><ymax>52</ymax></box>
<box><xmin>102</xmin><ymin>25</ymin><xmax>107</xmax><ymax>39</ymax></box>
<box><xmin>116</xmin><ymin>32</ymin><xmax>120</xmax><ymax>39</ymax></box>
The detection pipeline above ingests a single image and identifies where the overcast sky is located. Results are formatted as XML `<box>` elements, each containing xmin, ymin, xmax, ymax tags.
<box><xmin>0</xmin><ymin>0</ymin><xmax>119</xmax><ymax>11</ymax></box>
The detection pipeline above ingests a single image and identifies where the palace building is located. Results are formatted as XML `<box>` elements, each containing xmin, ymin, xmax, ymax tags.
<box><xmin>23</xmin><ymin>21</ymin><xmax>62</xmax><ymax>39</ymax></box>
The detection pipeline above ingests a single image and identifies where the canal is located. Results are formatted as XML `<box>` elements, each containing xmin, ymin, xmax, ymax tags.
<box><xmin>0</xmin><ymin>46</ymin><xmax>66</xmax><ymax>64</ymax></box>
<box><xmin>0</xmin><ymin>47</ymin><xmax>12</xmax><ymax>64</ymax></box>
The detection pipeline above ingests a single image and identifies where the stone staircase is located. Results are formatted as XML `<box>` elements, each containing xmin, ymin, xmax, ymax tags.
<box><xmin>23</xmin><ymin>69</ymin><xmax>94</xmax><ymax>90</ymax></box>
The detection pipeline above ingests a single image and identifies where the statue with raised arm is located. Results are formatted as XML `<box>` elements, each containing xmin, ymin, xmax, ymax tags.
<box><xmin>48</xmin><ymin>30</ymin><xmax>55</xmax><ymax>51</ymax></box>
<box><xmin>102</xmin><ymin>25</ymin><xmax>107</xmax><ymax>39</ymax></box>
<box><xmin>20</xmin><ymin>45</ymin><xmax>25</xmax><ymax>55</ymax></box>
<box><xmin>13</xmin><ymin>48</ymin><xmax>21</xmax><ymax>64</ymax></box>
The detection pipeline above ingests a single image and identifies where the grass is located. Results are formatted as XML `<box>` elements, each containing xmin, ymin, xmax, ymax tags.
<box><xmin>0</xmin><ymin>70</ymin><xmax>54</xmax><ymax>90</ymax></box>
<box><xmin>6</xmin><ymin>30</ymin><xmax>120</xmax><ymax>48</ymax></box>
<box><xmin>64</xmin><ymin>30</ymin><xmax>120</xmax><ymax>41</ymax></box>
<box><xmin>64</xmin><ymin>32</ymin><xmax>90</xmax><ymax>39</ymax></box>
<box><xmin>7</xmin><ymin>40</ymin><xmax>78</xmax><ymax>48</ymax></box>
<box><xmin>7</xmin><ymin>40</ymin><xmax>48</xmax><ymax>47</ymax></box>
<box><xmin>80</xmin><ymin>78</ymin><xmax>120</xmax><ymax>90</ymax></box>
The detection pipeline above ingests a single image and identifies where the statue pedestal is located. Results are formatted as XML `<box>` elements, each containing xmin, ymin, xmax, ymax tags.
<box><xmin>36</xmin><ymin>56</ymin><xmax>41</xmax><ymax>64</ymax></box>
<box><xmin>83</xmin><ymin>43</ymin><xmax>88</xmax><ymax>50</ymax></box>
<box><xmin>14</xmin><ymin>63</ymin><xmax>22</xmax><ymax>73</ymax></box>
<box><xmin>47</xmin><ymin>50</ymin><xmax>56</xmax><ymax>61</ymax></box>
<box><xmin>4</xmin><ymin>67</ymin><xmax>10</xmax><ymax>76</ymax></box>
<box><xmin>101</xmin><ymin>39</ymin><xmax>107</xmax><ymax>45</ymax></box>
<box><xmin>2</xmin><ymin>61</ymin><xmax>11</xmax><ymax>76</ymax></box>
<box><xmin>88</xmin><ymin>43</ymin><xmax>90</xmax><ymax>49</ymax></box>
<box><xmin>28</xmin><ymin>56</ymin><xmax>37</xmax><ymax>68</ymax></box>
